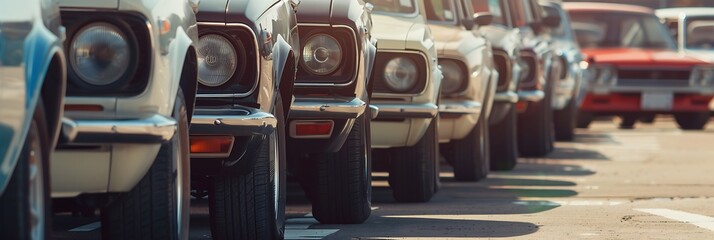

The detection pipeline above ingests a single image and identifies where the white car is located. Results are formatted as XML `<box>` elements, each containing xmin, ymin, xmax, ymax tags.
<box><xmin>52</xmin><ymin>0</ymin><xmax>199</xmax><ymax>238</ymax></box>
<box><xmin>366</xmin><ymin>0</ymin><xmax>443</xmax><ymax>203</ymax></box>
<box><xmin>657</xmin><ymin>8</ymin><xmax>714</xmax><ymax>112</ymax></box>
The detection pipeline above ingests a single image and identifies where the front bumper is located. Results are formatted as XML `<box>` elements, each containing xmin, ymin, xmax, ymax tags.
<box><xmin>438</xmin><ymin>100</ymin><xmax>482</xmax><ymax>118</ymax></box>
<box><xmin>190</xmin><ymin>107</ymin><xmax>277</xmax><ymax>137</ymax></box>
<box><xmin>438</xmin><ymin>100</ymin><xmax>482</xmax><ymax>142</ymax></box>
<box><xmin>518</xmin><ymin>90</ymin><xmax>545</xmax><ymax>102</ymax></box>
<box><xmin>289</xmin><ymin>97</ymin><xmax>367</xmax><ymax>119</ymax></box>
<box><xmin>287</xmin><ymin>97</ymin><xmax>368</xmax><ymax>153</ymax></box>
<box><xmin>60</xmin><ymin>114</ymin><xmax>177</xmax><ymax>144</ymax></box>
<box><xmin>494</xmin><ymin>91</ymin><xmax>519</xmax><ymax>104</ymax></box>
<box><xmin>371</xmin><ymin>102</ymin><xmax>438</xmax><ymax>148</ymax></box>
<box><xmin>581</xmin><ymin>92</ymin><xmax>713</xmax><ymax>114</ymax></box>
<box><xmin>373</xmin><ymin>102</ymin><xmax>438</xmax><ymax>120</ymax></box>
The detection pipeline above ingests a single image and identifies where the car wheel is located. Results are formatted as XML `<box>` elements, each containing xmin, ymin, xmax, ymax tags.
<box><xmin>388</xmin><ymin>118</ymin><xmax>438</xmax><ymax>203</ymax></box>
<box><xmin>576</xmin><ymin>111</ymin><xmax>593</xmax><ymax>129</ymax></box>
<box><xmin>619</xmin><ymin>115</ymin><xmax>637</xmax><ymax>129</ymax></box>
<box><xmin>303</xmin><ymin>111</ymin><xmax>372</xmax><ymax>224</ymax></box>
<box><xmin>674</xmin><ymin>112</ymin><xmax>710</xmax><ymax>130</ymax></box>
<box><xmin>517</xmin><ymin>89</ymin><xmax>555</xmax><ymax>157</ymax></box>
<box><xmin>444</xmin><ymin>109</ymin><xmax>489</xmax><ymax>181</ymax></box>
<box><xmin>208</xmin><ymin>96</ymin><xmax>286</xmax><ymax>239</ymax></box>
<box><xmin>0</xmin><ymin>102</ymin><xmax>51</xmax><ymax>240</ymax></box>
<box><xmin>490</xmin><ymin>104</ymin><xmax>518</xmax><ymax>171</ymax></box>
<box><xmin>102</xmin><ymin>90</ymin><xmax>191</xmax><ymax>240</ymax></box>
<box><xmin>640</xmin><ymin>114</ymin><xmax>656</xmax><ymax>124</ymax></box>
<box><xmin>554</xmin><ymin>96</ymin><xmax>577</xmax><ymax>141</ymax></box>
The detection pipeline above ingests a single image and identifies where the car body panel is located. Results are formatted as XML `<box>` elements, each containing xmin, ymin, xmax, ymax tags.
<box><xmin>0</xmin><ymin>0</ymin><xmax>65</xmax><ymax>194</ymax></box>
<box><xmin>52</xmin><ymin>0</ymin><xmax>198</xmax><ymax>196</ymax></box>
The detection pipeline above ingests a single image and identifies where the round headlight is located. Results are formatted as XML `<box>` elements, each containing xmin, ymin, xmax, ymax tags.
<box><xmin>595</xmin><ymin>66</ymin><xmax>613</xmax><ymax>85</ymax></box>
<box><xmin>70</xmin><ymin>23</ymin><xmax>132</xmax><ymax>86</ymax></box>
<box><xmin>440</xmin><ymin>61</ymin><xmax>465</xmax><ymax>94</ymax></box>
<box><xmin>384</xmin><ymin>57</ymin><xmax>418</xmax><ymax>92</ymax></box>
<box><xmin>302</xmin><ymin>34</ymin><xmax>342</xmax><ymax>75</ymax></box>
<box><xmin>517</xmin><ymin>58</ymin><xmax>531</xmax><ymax>82</ymax></box>
<box><xmin>197</xmin><ymin>34</ymin><xmax>238</xmax><ymax>87</ymax></box>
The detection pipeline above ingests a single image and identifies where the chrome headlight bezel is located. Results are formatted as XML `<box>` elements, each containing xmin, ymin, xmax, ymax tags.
<box><xmin>68</xmin><ymin>22</ymin><xmax>138</xmax><ymax>88</ymax></box>
<box><xmin>690</xmin><ymin>66</ymin><xmax>714</xmax><ymax>86</ymax></box>
<box><xmin>439</xmin><ymin>59</ymin><xmax>468</xmax><ymax>95</ymax></box>
<box><xmin>197</xmin><ymin>33</ymin><xmax>241</xmax><ymax>87</ymax></box>
<box><xmin>589</xmin><ymin>64</ymin><xmax>617</xmax><ymax>86</ymax></box>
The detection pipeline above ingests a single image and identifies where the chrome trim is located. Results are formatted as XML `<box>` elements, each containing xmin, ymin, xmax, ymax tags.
<box><xmin>494</xmin><ymin>91</ymin><xmax>519</xmax><ymax>103</ymax></box>
<box><xmin>61</xmin><ymin>114</ymin><xmax>177</xmax><ymax>144</ymax></box>
<box><xmin>372</xmin><ymin>103</ymin><xmax>438</xmax><ymax>119</ymax></box>
<box><xmin>61</xmin><ymin>117</ymin><xmax>78</xmax><ymax>142</ymax></box>
<box><xmin>369</xmin><ymin>105</ymin><xmax>379</xmax><ymax>119</ymax></box>
<box><xmin>289</xmin><ymin>120</ymin><xmax>335</xmax><ymax>139</ymax></box>
<box><xmin>196</xmin><ymin>22</ymin><xmax>260</xmax><ymax>98</ymax></box>
<box><xmin>190</xmin><ymin>108</ymin><xmax>277</xmax><ymax>136</ymax></box>
<box><xmin>289</xmin><ymin>97</ymin><xmax>367</xmax><ymax>119</ymax></box>
<box><xmin>372</xmin><ymin>49</ymin><xmax>431</xmax><ymax>97</ymax></box>
<box><xmin>518</xmin><ymin>90</ymin><xmax>545</xmax><ymax>102</ymax></box>
<box><xmin>295</xmin><ymin>24</ymin><xmax>360</xmax><ymax>87</ymax></box>
<box><xmin>438</xmin><ymin>101</ymin><xmax>482</xmax><ymax>115</ymax></box>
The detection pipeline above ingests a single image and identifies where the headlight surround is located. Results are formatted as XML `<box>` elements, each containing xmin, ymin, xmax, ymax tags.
<box><xmin>384</xmin><ymin>57</ymin><xmax>419</xmax><ymax>92</ymax></box>
<box><xmin>69</xmin><ymin>22</ymin><xmax>136</xmax><ymax>86</ymax></box>
<box><xmin>589</xmin><ymin>64</ymin><xmax>616</xmax><ymax>86</ymax></box>
<box><xmin>440</xmin><ymin>60</ymin><xmax>467</xmax><ymax>94</ymax></box>
<box><xmin>690</xmin><ymin>66</ymin><xmax>714</xmax><ymax>86</ymax></box>
<box><xmin>302</xmin><ymin>34</ymin><xmax>343</xmax><ymax>75</ymax></box>
<box><xmin>197</xmin><ymin>34</ymin><xmax>239</xmax><ymax>87</ymax></box>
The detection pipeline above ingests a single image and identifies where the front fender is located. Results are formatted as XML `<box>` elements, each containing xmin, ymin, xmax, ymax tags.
<box><xmin>167</xmin><ymin>27</ymin><xmax>198</xmax><ymax>113</ymax></box>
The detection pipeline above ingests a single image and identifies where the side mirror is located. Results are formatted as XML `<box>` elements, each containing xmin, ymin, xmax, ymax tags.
<box><xmin>188</xmin><ymin>0</ymin><xmax>200</xmax><ymax>14</ymax></box>
<box><xmin>543</xmin><ymin>14</ymin><xmax>561</xmax><ymax>28</ymax></box>
<box><xmin>289</xmin><ymin>0</ymin><xmax>300</xmax><ymax>11</ymax></box>
<box><xmin>474</xmin><ymin>12</ymin><xmax>493</xmax><ymax>26</ymax></box>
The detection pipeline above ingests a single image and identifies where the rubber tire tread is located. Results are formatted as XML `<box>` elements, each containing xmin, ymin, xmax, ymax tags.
<box><xmin>489</xmin><ymin>105</ymin><xmax>518</xmax><ymax>171</ymax></box>
<box><xmin>208</xmin><ymin>99</ymin><xmax>286</xmax><ymax>240</ymax></box>
<box><xmin>554</xmin><ymin>96</ymin><xmax>577</xmax><ymax>141</ymax></box>
<box><xmin>101</xmin><ymin>92</ymin><xmax>189</xmax><ymax>240</ymax></box>
<box><xmin>447</xmin><ymin>108</ymin><xmax>489</xmax><ymax>181</ymax></box>
<box><xmin>0</xmin><ymin>102</ymin><xmax>51</xmax><ymax>240</ymax></box>
<box><xmin>675</xmin><ymin>112</ymin><xmax>710</xmax><ymax>130</ymax></box>
<box><xmin>517</xmin><ymin>96</ymin><xmax>554</xmax><ymax>157</ymax></box>
<box><xmin>388</xmin><ymin>119</ymin><xmax>438</xmax><ymax>203</ymax></box>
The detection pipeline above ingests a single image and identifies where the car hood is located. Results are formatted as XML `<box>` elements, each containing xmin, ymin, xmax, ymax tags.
<box><xmin>684</xmin><ymin>49</ymin><xmax>714</xmax><ymax>63</ymax></box>
<box><xmin>582</xmin><ymin>48</ymin><xmax>710</xmax><ymax>67</ymax></box>
<box><xmin>430</xmin><ymin>24</ymin><xmax>463</xmax><ymax>54</ymax></box>
<box><xmin>59</xmin><ymin>0</ymin><xmax>118</xmax><ymax>8</ymax></box>
<box><xmin>371</xmin><ymin>14</ymin><xmax>422</xmax><ymax>50</ymax></box>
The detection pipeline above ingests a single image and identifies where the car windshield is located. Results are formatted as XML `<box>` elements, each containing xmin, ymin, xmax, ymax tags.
<box><xmin>570</xmin><ymin>12</ymin><xmax>676</xmax><ymax>49</ymax></box>
<box><xmin>685</xmin><ymin>17</ymin><xmax>714</xmax><ymax>50</ymax></box>
<box><xmin>425</xmin><ymin>0</ymin><xmax>457</xmax><ymax>22</ymax></box>
<box><xmin>365</xmin><ymin>0</ymin><xmax>418</xmax><ymax>14</ymax></box>
<box><xmin>472</xmin><ymin>0</ymin><xmax>506</xmax><ymax>26</ymax></box>
<box><xmin>543</xmin><ymin>5</ymin><xmax>569</xmax><ymax>39</ymax></box>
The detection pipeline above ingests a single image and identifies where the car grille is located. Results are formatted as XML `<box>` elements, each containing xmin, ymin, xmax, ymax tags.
<box><xmin>617</xmin><ymin>69</ymin><xmax>691</xmax><ymax>87</ymax></box>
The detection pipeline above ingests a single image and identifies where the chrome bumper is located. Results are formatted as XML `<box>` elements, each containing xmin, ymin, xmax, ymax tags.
<box><xmin>190</xmin><ymin>107</ymin><xmax>276</xmax><ymax>137</ymax></box>
<box><xmin>289</xmin><ymin>97</ymin><xmax>367</xmax><ymax>119</ymax></box>
<box><xmin>494</xmin><ymin>91</ymin><xmax>519</xmax><ymax>103</ymax></box>
<box><xmin>439</xmin><ymin>100</ymin><xmax>482</xmax><ymax>117</ymax></box>
<box><xmin>61</xmin><ymin>114</ymin><xmax>177</xmax><ymax>144</ymax></box>
<box><xmin>373</xmin><ymin>103</ymin><xmax>438</xmax><ymax>119</ymax></box>
<box><xmin>518</xmin><ymin>90</ymin><xmax>545</xmax><ymax>102</ymax></box>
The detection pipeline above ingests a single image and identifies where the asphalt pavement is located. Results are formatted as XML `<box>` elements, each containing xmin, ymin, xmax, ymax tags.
<box><xmin>55</xmin><ymin>116</ymin><xmax>714</xmax><ymax>239</ymax></box>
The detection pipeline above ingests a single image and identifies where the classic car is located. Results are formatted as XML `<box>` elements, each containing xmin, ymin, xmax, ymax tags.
<box><xmin>288</xmin><ymin>0</ymin><xmax>375</xmax><ymax>224</ymax></box>
<box><xmin>51</xmin><ymin>0</ymin><xmax>199</xmax><ymax>238</ymax></box>
<box><xmin>566</xmin><ymin>3</ymin><xmax>714</xmax><ymax>130</ymax></box>
<box><xmin>0</xmin><ymin>0</ymin><xmax>66</xmax><ymax>238</ymax></box>
<box><xmin>472</xmin><ymin>0</ymin><xmax>524</xmax><ymax>170</ymax></box>
<box><xmin>190</xmin><ymin>0</ymin><xmax>299</xmax><ymax>238</ymax></box>
<box><xmin>364</xmin><ymin>0</ymin><xmax>443</xmax><ymax>203</ymax></box>
<box><xmin>426</xmin><ymin>0</ymin><xmax>497</xmax><ymax>181</ymax></box>
<box><xmin>657</xmin><ymin>8</ymin><xmax>714</xmax><ymax>114</ymax></box>
<box><xmin>540</xmin><ymin>0</ymin><xmax>585</xmax><ymax>141</ymax></box>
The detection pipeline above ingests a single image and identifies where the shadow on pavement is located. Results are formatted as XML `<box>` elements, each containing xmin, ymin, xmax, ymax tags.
<box><xmin>546</xmin><ymin>147</ymin><xmax>609</xmax><ymax>161</ymax></box>
<box><xmin>494</xmin><ymin>162</ymin><xmax>596</xmax><ymax>176</ymax></box>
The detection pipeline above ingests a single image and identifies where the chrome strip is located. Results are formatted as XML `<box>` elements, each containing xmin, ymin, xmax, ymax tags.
<box><xmin>438</xmin><ymin>101</ymin><xmax>482</xmax><ymax>115</ymax></box>
<box><xmin>61</xmin><ymin>114</ymin><xmax>177</xmax><ymax>144</ymax></box>
<box><xmin>294</xmin><ymin>24</ymin><xmax>360</xmax><ymax>87</ymax></box>
<box><xmin>372</xmin><ymin>103</ymin><xmax>438</xmax><ymax>119</ymax></box>
<box><xmin>190</xmin><ymin>109</ymin><xmax>277</xmax><ymax>136</ymax></box>
<box><xmin>289</xmin><ymin>97</ymin><xmax>367</xmax><ymax>119</ymax></box>
<box><xmin>196</xmin><ymin>22</ymin><xmax>260</xmax><ymax>98</ymax></box>
<box><xmin>372</xmin><ymin>49</ymin><xmax>431</xmax><ymax>97</ymax></box>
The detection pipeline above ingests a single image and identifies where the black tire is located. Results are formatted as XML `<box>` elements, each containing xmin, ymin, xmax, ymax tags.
<box><xmin>675</xmin><ymin>112</ymin><xmax>710</xmax><ymax>130</ymax></box>
<box><xmin>490</xmin><ymin>105</ymin><xmax>518</xmax><ymax>171</ymax></box>
<box><xmin>576</xmin><ymin>111</ymin><xmax>593</xmax><ymax>129</ymax></box>
<box><xmin>303</xmin><ymin>112</ymin><xmax>372</xmax><ymax>224</ymax></box>
<box><xmin>517</xmin><ymin>90</ymin><xmax>555</xmax><ymax>157</ymax></box>
<box><xmin>619</xmin><ymin>115</ymin><xmax>637</xmax><ymax>129</ymax></box>
<box><xmin>0</xmin><ymin>102</ymin><xmax>51</xmax><ymax>240</ymax></box>
<box><xmin>208</xmin><ymin>97</ymin><xmax>286</xmax><ymax>239</ymax></box>
<box><xmin>554</xmin><ymin>96</ymin><xmax>577</xmax><ymax>141</ymax></box>
<box><xmin>445</xmin><ymin>109</ymin><xmax>489</xmax><ymax>181</ymax></box>
<box><xmin>388</xmin><ymin>118</ymin><xmax>438</xmax><ymax>203</ymax></box>
<box><xmin>102</xmin><ymin>91</ymin><xmax>191</xmax><ymax>240</ymax></box>
<box><xmin>640</xmin><ymin>114</ymin><xmax>656</xmax><ymax>124</ymax></box>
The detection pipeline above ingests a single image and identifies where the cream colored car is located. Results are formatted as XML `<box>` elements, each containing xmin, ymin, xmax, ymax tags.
<box><xmin>426</xmin><ymin>0</ymin><xmax>497</xmax><ymax>182</ymax></box>
<box><xmin>366</xmin><ymin>0</ymin><xmax>443</xmax><ymax>203</ymax></box>
<box><xmin>52</xmin><ymin>0</ymin><xmax>198</xmax><ymax>238</ymax></box>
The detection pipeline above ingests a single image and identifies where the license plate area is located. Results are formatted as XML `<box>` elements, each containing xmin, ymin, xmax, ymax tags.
<box><xmin>641</xmin><ymin>92</ymin><xmax>673</xmax><ymax>111</ymax></box>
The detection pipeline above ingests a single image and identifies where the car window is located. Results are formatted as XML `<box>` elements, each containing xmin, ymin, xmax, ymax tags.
<box><xmin>662</xmin><ymin>18</ymin><xmax>679</xmax><ymax>43</ymax></box>
<box><xmin>542</xmin><ymin>5</ymin><xmax>566</xmax><ymax>38</ymax></box>
<box><xmin>472</xmin><ymin>0</ymin><xmax>507</xmax><ymax>26</ymax></box>
<box><xmin>570</xmin><ymin>12</ymin><xmax>676</xmax><ymax>49</ymax></box>
<box><xmin>365</xmin><ymin>0</ymin><xmax>417</xmax><ymax>14</ymax></box>
<box><xmin>508</xmin><ymin>0</ymin><xmax>531</xmax><ymax>27</ymax></box>
<box><xmin>425</xmin><ymin>0</ymin><xmax>457</xmax><ymax>22</ymax></box>
<box><xmin>686</xmin><ymin>18</ymin><xmax>714</xmax><ymax>50</ymax></box>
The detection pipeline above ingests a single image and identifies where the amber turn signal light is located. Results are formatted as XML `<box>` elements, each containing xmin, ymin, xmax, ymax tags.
<box><xmin>290</xmin><ymin>120</ymin><xmax>334</xmax><ymax>139</ymax></box>
<box><xmin>190</xmin><ymin>136</ymin><xmax>234</xmax><ymax>158</ymax></box>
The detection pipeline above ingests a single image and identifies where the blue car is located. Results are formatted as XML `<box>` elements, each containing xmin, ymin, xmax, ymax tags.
<box><xmin>0</xmin><ymin>0</ymin><xmax>67</xmax><ymax>238</ymax></box>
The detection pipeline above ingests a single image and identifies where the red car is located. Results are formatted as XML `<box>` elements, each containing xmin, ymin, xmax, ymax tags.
<box><xmin>565</xmin><ymin>3</ymin><xmax>714</xmax><ymax>129</ymax></box>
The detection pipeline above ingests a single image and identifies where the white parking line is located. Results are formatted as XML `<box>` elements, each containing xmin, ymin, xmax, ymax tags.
<box><xmin>68</xmin><ymin>221</ymin><xmax>101</xmax><ymax>232</ymax></box>
<box><xmin>635</xmin><ymin>208</ymin><xmax>714</xmax><ymax>231</ymax></box>
<box><xmin>285</xmin><ymin>215</ymin><xmax>340</xmax><ymax>240</ymax></box>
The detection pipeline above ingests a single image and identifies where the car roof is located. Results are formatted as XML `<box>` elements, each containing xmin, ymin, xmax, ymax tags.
<box><xmin>562</xmin><ymin>2</ymin><xmax>653</xmax><ymax>15</ymax></box>
<box><xmin>656</xmin><ymin>8</ymin><xmax>714</xmax><ymax>19</ymax></box>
